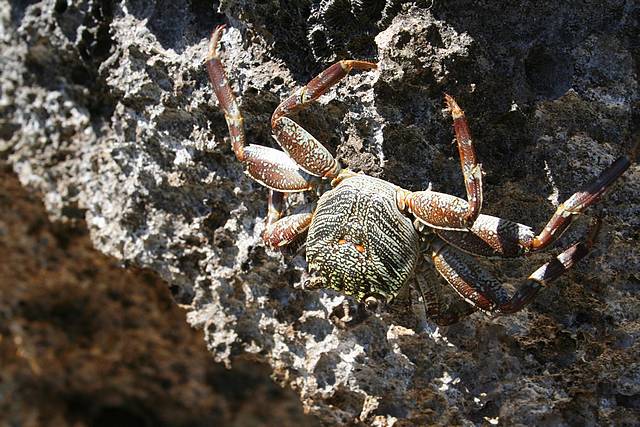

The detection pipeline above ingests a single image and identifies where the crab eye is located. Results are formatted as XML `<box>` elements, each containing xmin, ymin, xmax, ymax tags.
<box><xmin>355</xmin><ymin>244</ymin><xmax>365</xmax><ymax>253</ymax></box>
<box><xmin>338</xmin><ymin>239</ymin><xmax>347</xmax><ymax>245</ymax></box>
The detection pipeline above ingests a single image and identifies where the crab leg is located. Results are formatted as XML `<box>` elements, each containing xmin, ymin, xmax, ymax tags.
<box><xmin>272</xmin><ymin>117</ymin><xmax>341</xmax><ymax>178</ymax></box>
<box><xmin>269</xmin><ymin>59</ymin><xmax>376</xmax><ymax>180</ymax></box>
<box><xmin>397</xmin><ymin>95</ymin><xmax>483</xmax><ymax>230</ymax></box>
<box><xmin>436</xmin><ymin>154</ymin><xmax>632</xmax><ymax>257</ymax></box>
<box><xmin>429</xmin><ymin>219</ymin><xmax>601</xmax><ymax>315</ymax></box>
<box><xmin>240</xmin><ymin>145</ymin><xmax>315</xmax><ymax>192</ymax></box>
<box><xmin>206</xmin><ymin>25</ymin><xmax>245</xmax><ymax>162</ymax></box>
<box><xmin>262</xmin><ymin>191</ymin><xmax>314</xmax><ymax>247</ymax></box>
<box><xmin>435</xmin><ymin>214</ymin><xmax>535</xmax><ymax>257</ymax></box>
<box><xmin>413</xmin><ymin>274</ymin><xmax>477</xmax><ymax>326</ymax></box>
<box><xmin>531</xmin><ymin>155</ymin><xmax>630</xmax><ymax>250</ymax></box>
<box><xmin>398</xmin><ymin>191</ymin><xmax>475</xmax><ymax>230</ymax></box>
<box><xmin>206</xmin><ymin>26</ymin><xmax>314</xmax><ymax>192</ymax></box>
<box><xmin>444</xmin><ymin>94</ymin><xmax>483</xmax><ymax>225</ymax></box>
<box><xmin>271</xmin><ymin>60</ymin><xmax>377</xmax><ymax>126</ymax></box>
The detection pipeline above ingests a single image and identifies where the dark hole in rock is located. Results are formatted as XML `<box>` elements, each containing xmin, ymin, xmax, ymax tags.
<box><xmin>169</xmin><ymin>284</ymin><xmax>181</xmax><ymax>297</ymax></box>
<box><xmin>575</xmin><ymin>311</ymin><xmax>592</xmax><ymax>324</ymax></box>
<box><xmin>61</xmin><ymin>204</ymin><xmax>87</xmax><ymax>221</ymax></box>
<box><xmin>203</xmin><ymin>202</ymin><xmax>230</xmax><ymax>231</ymax></box>
<box><xmin>377</xmin><ymin>400</ymin><xmax>408</xmax><ymax>419</ymax></box>
<box><xmin>470</xmin><ymin>399</ymin><xmax>501</xmax><ymax>425</ymax></box>
<box><xmin>396</xmin><ymin>31</ymin><xmax>412</xmax><ymax>49</ymax></box>
<box><xmin>169</xmin><ymin>284</ymin><xmax>195</xmax><ymax>305</ymax></box>
<box><xmin>524</xmin><ymin>45</ymin><xmax>573</xmax><ymax>99</ymax></box>
<box><xmin>617</xmin><ymin>393</ymin><xmax>640</xmax><ymax>410</ymax></box>
<box><xmin>298</xmin><ymin>316</ymin><xmax>333</xmax><ymax>342</ymax></box>
<box><xmin>314</xmin><ymin>352</ymin><xmax>339</xmax><ymax>388</ymax></box>
<box><xmin>69</xmin><ymin>65</ymin><xmax>96</xmax><ymax>87</ymax></box>
<box><xmin>189</xmin><ymin>0</ymin><xmax>225</xmax><ymax>39</ymax></box>
<box><xmin>92</xmin><ymin>2</ymin><xmax>115</xmax><ymax>60</ymax></box>
<box><xmin>309</xmin><ymin>28</ymin><xmax>329</xmax><ymax>58</ymax></box>
<box><xmin>54</xmin><ymin>0</ymin><xmax>68</xmax><ymax>14</ymax></box>
<box><xmin>284</xmin><ymin>265</ymin><xmax>303</xmax><ymax>287</ymax></box>
<box><xmin>10</xmin><ymin>0</ymin><xmax>40</xmax><ymax>24</ymax></box>
<box><xmin>425</xmin><ymin>25</ymin><xmax>444</xmax><ymax>48</ymax></box>
<box><xmin>326</xmin><ymin>386</ymin><xmax>366</xmax><ymax>420</ymax></box>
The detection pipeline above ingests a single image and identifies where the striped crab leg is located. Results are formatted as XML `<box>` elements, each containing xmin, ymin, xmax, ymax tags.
<box><xmin>397</xmin><ymin>94</ymin><xmax>483</xmax><ymax>230</ymax></box>
<box><xmin>205</xmin><ymin>25</ymin><xmax>314</xmax><ymax>192</ymax></box>
<box><xmin>206</xmin><ymin>26</ymin><xmax>315</xmax><ymax>248</ymax></box>
<box><xmin>435</xmin><ymin>154</ymin><xmax>632</xmax><ymax>257</ymax></box>
<box><xmin>260</xmin><ymin>52</ymin><xmax>377</xmax><ymax>243</ymax></box>
<box><xmin>530</xmin><ymin>155</ymin><xmax>631</xmax><ymax>251</ymax></box>
<box><xmin>262</xmin><ymin>191</ymin><xmax>313</xmax><ymax>248</ymax></box>
<box><xmin>270</xmin><ymin>58</ymin><xmax>377</xmax><ymax>179</ymax></box>
<box><xmin>271</xmin><ymin>59</ymin><xmax>378</xmax><ymax>127</ymax></box>
<box><xmin>429</xmin><ymin>218</ymin><xmax>602</xmax><ymax>316</ymax></box>
<box><xmin>412</xmin><ymin>264</ymin><xmax>477</xmax><ymax>326</ymax></box>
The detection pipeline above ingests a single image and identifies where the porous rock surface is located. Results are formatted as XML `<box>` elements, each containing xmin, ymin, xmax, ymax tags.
<box><xmin>2</xmin><ymin>0</ymin><xmax>639</xmax><ymax>425</ymax></box>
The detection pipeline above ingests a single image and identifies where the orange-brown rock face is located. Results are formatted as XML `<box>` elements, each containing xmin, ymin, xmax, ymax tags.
<box><xmin>0</xmin><ymin>164</ymin><xmax>318</xmax><ymax>426</ymax></box>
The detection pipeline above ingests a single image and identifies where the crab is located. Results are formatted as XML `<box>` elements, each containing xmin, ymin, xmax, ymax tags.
<box><xmin>204</xmin><ymin>26</ymin><xmax>632</xmax><ymax>324</ymax></box>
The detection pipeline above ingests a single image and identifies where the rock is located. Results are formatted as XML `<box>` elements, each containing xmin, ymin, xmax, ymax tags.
<box><xmin>2</xmin><ymin>0</ymin><xmax>639</xmax><ymax>425</ymax></box>
<box><xmin>0</xmin><ymin>164</ymin><xmax>318</xmax><ymax>426</ymax></box>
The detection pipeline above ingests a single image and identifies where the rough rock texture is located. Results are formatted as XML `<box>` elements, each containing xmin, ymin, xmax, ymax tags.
<box><xmin>0</xmin><ymin>163</ymin><xmax>319</xmax><ymax>426</ymax></box>
<box><xmin>2</xmin><ymin>0</ymin><xmax>639</xmax><ymax>425</ymax></box>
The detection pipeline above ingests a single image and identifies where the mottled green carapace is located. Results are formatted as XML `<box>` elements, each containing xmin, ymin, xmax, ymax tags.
<box><xmin>306</xmin><ymin>175</ymin><xmax>420</xmax><ymax>302</ymax></box>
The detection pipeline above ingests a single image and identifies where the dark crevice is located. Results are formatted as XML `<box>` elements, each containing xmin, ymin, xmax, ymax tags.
<box><xmin>9</xmin><ymin>0</ymin><xmax>40</xmax><ymax>25</ymax></box>
<box><xmin>524</xmin><ymin>45</ymin><xmax>574</xmax><ymax>100</ymax></box>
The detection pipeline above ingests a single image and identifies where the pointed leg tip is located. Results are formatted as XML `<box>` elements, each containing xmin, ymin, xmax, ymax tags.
<box><xmin>342</xmin><ymin>60</ymin><xmax>378</xmax><ymax>71</ymax></box>
<box><xmin>443</xmin><ymin>93</ymin><xmax>464</xmax><ymax>119</ymax></box>
<box><xmin>212</xmin><ymin>24</ymin><xmax>226</xmax><ymax>36</ymax></box>
<box><xmin>207</xmin><ymin>24</ymin><xmax>227</xmax><ymax>60</ymax></box>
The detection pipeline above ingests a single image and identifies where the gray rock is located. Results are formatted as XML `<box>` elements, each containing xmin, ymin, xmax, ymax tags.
<box><xmin>2</xmin><ymin>0</ymin><xmax>639</xmax><ymax>425</ymax></box>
